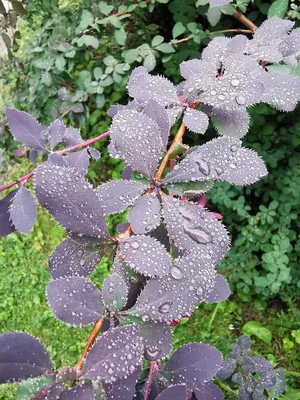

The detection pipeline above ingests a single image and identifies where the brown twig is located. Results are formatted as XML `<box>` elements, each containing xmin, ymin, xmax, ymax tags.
<box><xmin>75</xmin><ymin>317</ymin><xmax>105</xmax><ymax>373</ymax></box>
<box><xmin>172</xmin><ymin>37</ymin><xmax>193</xmax><ymax>46</ymax></box>
<box><xmin>154</xmin><ymin>122</ymin><xmax>186</xmax><ymax>181</ymax></box>
<box><xmin>0</xmin><ymin>131</ymin><xmax>110</xmax><ymax>193</ymax></box>
<box><xmin>232</xmin><ymin>9</ymin><xmax>257</xmax><ymax>32</ymax></box>
<box><xmin>209</xmin><ymin>28</ymin><xmax>253</xmax><ymax>35</ymax></box>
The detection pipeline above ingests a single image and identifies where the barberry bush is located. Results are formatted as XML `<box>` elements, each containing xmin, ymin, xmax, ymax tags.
<box><xmin>0</xmin><ymin>3</ymin><xmax>299</xmax><ymax>399</ymax></box>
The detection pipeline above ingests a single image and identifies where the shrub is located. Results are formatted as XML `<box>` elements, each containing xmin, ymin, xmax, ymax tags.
<box><xmin>0</xmin><ymin>3</ymin><xmax>299</xmax><ymax>397</ymax></box>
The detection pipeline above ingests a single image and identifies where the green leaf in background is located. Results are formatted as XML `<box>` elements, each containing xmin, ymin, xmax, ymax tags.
<box><xmin>207</xmin><ymin>7</ymin><xmax>222</xmax><ymax>26</ymax></box>
<box><xmin>151</xmin><ymin>35</ymin><xmax>164</xmax><ymax>47</ymax></box>
<box><xmin>99</xmin><ymin>1</ymin><xmax>114</xmax><ymax>15</ymax></box>
<box><xmin>109</xmin><ymin>15</ymin><xmax>121</xmax><ymax>28</ymax></box>
<box><xmin>143</xmin><ymin>52</ymin><xmax>156</xmax><ymax>71</ymax></box>
<box><xmin>79</xmin><ymin>9</ymin><xmax>94</xmax><ymax>31</ymax></box>
<box><xmin>291</xmin><ymin>330</ymin><xmax>300</xmax><ymax>344</ymax></box>
<box><xmin>93</xmin><ymin>67</ymin><xmax>103</xmax><ymax>81</ymax></box>
<box><xmin>17</xmin><ymin>376</ymin><xmax>55</xmax><ymax>400</ymax></box>
<box><xmin>268</xmin><ymin>0</ymin><xmax>289</xmax><ymax>18</ymax></box>
<box><xmin>155</xmin><ymin>43</ymin><xmax>175</xmax><ymax>53</ymax></box>
<box><xmin>55</xmin><ymin>55</ymin><xmax>66</xmax><ymax>71</ymax></box>
<box><xmin>172</xmin><ymin>21</ymin><xmax>186</xmax><ymax>39</ymax></box>
<box><xmin>125</xmin><ymin>48</ymin><xmax>140</xmax><ymax>64</ymax></box>
<box><xmin>82</xmin><ymin>35</ymin><xmax>99</xmax><ymax>49</ymax></box>
<box><xmin>221</xmin><ymin>4</ymin><xmax>235</xmax><ymax>15</ymax></box>
<box><xmin>242</xmin><ymin>321</ymin><xmax>272</xmax><ymax>344</ymax></box>
<box><xmin>115</xmin><ymin>27</ymin><xmax>127</xmax><ymax>45</ymax></box>
<box><xmin>196</xmin><ymin>0</ymin><xmax>209</xmax><ymax>6</ymax></box>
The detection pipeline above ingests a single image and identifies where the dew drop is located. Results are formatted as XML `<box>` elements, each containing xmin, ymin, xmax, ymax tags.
<box><xmin>158</xmin><ymin>302</ymin><xmax>172</xmax><ymax>314</ymax></box>
<box><xmin>231</xmin><ymin>78</ymin><xmax>240</xmax><ymax>87</ymax></box>
<box><xmin>196</xmin><ymin>159</ymin><xmax>210</xmax><ymax>176</ymax></box>
<box><xmin>130</xmin><ymin>241</ymin><xmax>140</xmax><ymax>249</ymax></box>
<box><xmin>196</xmin><ymin>286</ymin><xmax>203</xmax><ymax>296</ymax></box>
<box><xmin>235</xmin><ymin>95</ymin><xmax>246</xmax><ymax>105</ymax></box>
<box><xmin>215</xmin><ymin>166</ymin><xmax>224</xmax><ymax>175</ymax></box>
<box><xmin>145</xmin><ymin>347</ymin><xmax>161</xmax><ymax>361</ymax></box>
<box><xmin>170</xmin><ymin>265</ymin><xmax>183</xmax><ymax>280</ymax></box>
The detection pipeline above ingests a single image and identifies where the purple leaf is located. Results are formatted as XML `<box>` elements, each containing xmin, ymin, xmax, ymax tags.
<box><xmin>13</xmin><ymin>148</ymin><xmax>27</xmax><ymax>157</ymax></box>
<box><xmin>110</xmin><ymin>109</ymin><xmax>164</xmax><ymax>178</ymax></box>
<box><xmin>163</xmin><ymin>137</ymin><xmax>241</xmax><ymax>184</ymax></box>
<box><xmin>61</xmin><ymin>127</ymin><xmax>83</xmax><ymax>146</ymax></box>
<box><xmin>66</xmin><ymin>149</ymin><xmax>89</xmax><ymax>175</ymax></box>
<box><xmin>6</xmin><ymin>108</ymin><xmax>45</xmax><ymax>150</ymax></box>
<box><xmin>47</xmin><ymin>119</ymin><xmax>66</xmax><ymax>150</ymax></box>
<box><xmin>205</xmin><ymin>274</ymin><xmax>231</xmax><ymax>303</ymax></box>
<box><xmin>119</xmin><ymin>235</ymin><xmax>172</xmax><ymax>278</ymax></box>
<box><xmin>102</xmin><ymin>272</ymin><xmax>128</xmax><ymax>311</ymax></box>
<box><xmin>107</xmin><ymin>100</ymin><xmax>142</xmax><ymax>118</ymax></box>
<box><xmin>49</xmin><ymin>238</ymin><xmax>102</xmax><ymax>279</ymax></box>
<box><xmin>210</xmin><ymin>0</ymin><xmax>232</xmax><ymax>6</ymax></box>
<box><xmin>129</xmin><ymin>193</ymin><xmax>161</xmax><ymax>234</ymax></box>
<box><xmin>46</xmin><ymin>277</ymin><xmax>103</xmax><ymax>326</ymax></box>
<box><xmin>60</xmin><ymin>382</ymin><xmax>95</xmax><ymax>400</ymax></box>
<box><xmin>183</xmin><ymin>108</ymin><xmax>209</xmax><ymax>134</ymax></box>
<box><xmin>162</xmin><ymin>197</ymin><xmax>230</xmax><ymax>264</ymax></box>
<box><xmin>28</xmin><ymin>149</ymin><xmax>40</xmax><ymax>163</ymax></box>
<box><xmin>216</xmin><ymin>358</ymin><xmax>237</xmax><ymax>380</ymax></box>
<box><xmin>81</xmin><ymin>325</ymin><xmax>144</xmax><ymax>383</ymax></box>
<box><xmin>129</xmin><ymin>253</ymin><xmax>216</xmax><ymax>322</ymax></box>
<box><xmin>9</xmin><ymin>186</ymin><xmax>37</xmax><ymax>234</ymax></box>
<box><xmin>184</xmin><ymin>55</ymin><xmax>264</xmax><ymax>110</ymax></box>
<box><xmin>226</xmin><ymin>35</ymin><xmax>248</xmax><ymax>55</ymax></box>
<box><xmin>242</xmin><ymin>356</ymin><xmax>276</xmax><ymax>388</ymax></box>
<box><xmin>212</xmin><ymin>107</ymin><xmax>250</xmax><ymax>139</ymax></box>
<box><xmin>180</xmin><ymin>59</ymin><xmax>208</xmax><ymax>80</ymax></box>
<box><xmin>35</xmin><ymin>163</ymin><xmax>107</xmax><ymax>237</ymax></box>
<box><xmin>217</xmin><ymin>147</ymin><xmax>268</xmax><ymax>185</ymax></box>
<box><xmin>103</xmin><ymin>365</ymin><xmax>141</xmax><ymax>400</ymax></box>
<box><xmin>71</xmin><ymin>103</ymin><xmax>84</xmax><ymax>114</ymax></box>
<box><xmin>249</xmin><ymin>18</ymin><xmax>294</xmax><ymax>62</ymax></box>
<box><xmin>194</xmin><ymin>382</ymin><xmax>224</xmax><ymax>400</ymax></box>
<box><xmin>260</xmin><ymin>70</ymin><xmax>300</xmax><ymax>112</ymax></box>
<box><xmin>0</xmin><ymin>189</ymin><xmax>18</xmax><ymax>237</ymax></box>
<box><xmin>138</xmin><ymin>320</ymin><xmax>172</xmax><ymax>361</ymax></box>
<box><xmin>122</xmin><ymin>166</ymin><xmax>133</xmax><ymax>180</ymax></box>
<box><xmin>48</xmin><ymin>153</ymin><xmax>68</xmax><ymax>167</ymax></box>
<box><xmin>112</xmin><ymin>254</ymin><xmax>146</xmax><ymax>310</ymax></box>
<box><xmin>143</xmin><ymin>100</ymin><xmax>170</xmax><ymax>148</ymax></box>
<box><xmin>163</xmin><ymin>343</ymin><xmax>223</xmax><ymax>389</ymax></box>
<box><xmin>128</xmin><ymin>67</ymin><xmax>178</xmax><ymax>106</ymax></box>
<box><xmin>0</xmin><ymin>332</ymin><xmax>52</xmax><ymax>383</ymax></box>
<box><xmin>116</xmin><ymin>222</ymin><xmax>130</xmax><ymax>233</ymax></box>
<box><xmin>88</xmin><ymin>148</ymin><xmax>101</xmax><ymax>160</ymax></box>
<box><xmin>96</xmin><ymin>179</ymin><xmax>147</xmax><ymax>214</ymax></box>
<box><xmin>155</xmin><ymin>384</ymin><xmax>187</xmax><ymax>400</ymax></box>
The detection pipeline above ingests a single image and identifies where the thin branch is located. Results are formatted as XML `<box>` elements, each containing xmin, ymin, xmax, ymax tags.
<box><xmin>0</xmin><ymin>131</ymin><xmax>110</xmax><ymax>193</ymax></box>
<box><xmin>154</xmin><ymin>122</ymin><xmax>186</xmax><ymax>181</ymax></box>
<box><xmin>232</xmin><ymin>9</ymin><xmax>257</xmax><ymax>32</ymax></box>
<box><xmin>209</xmin><ymin>28</ymin><xmax>253</xmax><ymax>35</ymax></box>
<box><xmin>75</xmin><ymin>317</ymin><xmax>105</xmax><ymax>373</ymax></box>
<box><xmin>144</xmin><ymin>361</ymin><xmax>157</xmax><ymax>400</ymax></box>
<box><xmin>172</xmin><ymin>37</ymin><xmax>193</xmax><ymax>46</ymax></box>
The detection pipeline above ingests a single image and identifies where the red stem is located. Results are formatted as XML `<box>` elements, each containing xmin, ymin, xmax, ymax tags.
<box><xmin>144</xmin><ymin>361</ymin><xmax>157</xmax><ymax>400</ymax></box>
<box><xmin>0</xmin><ymin>131</ymin><xmax>110</xmax><ymax>193</ymax></box>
